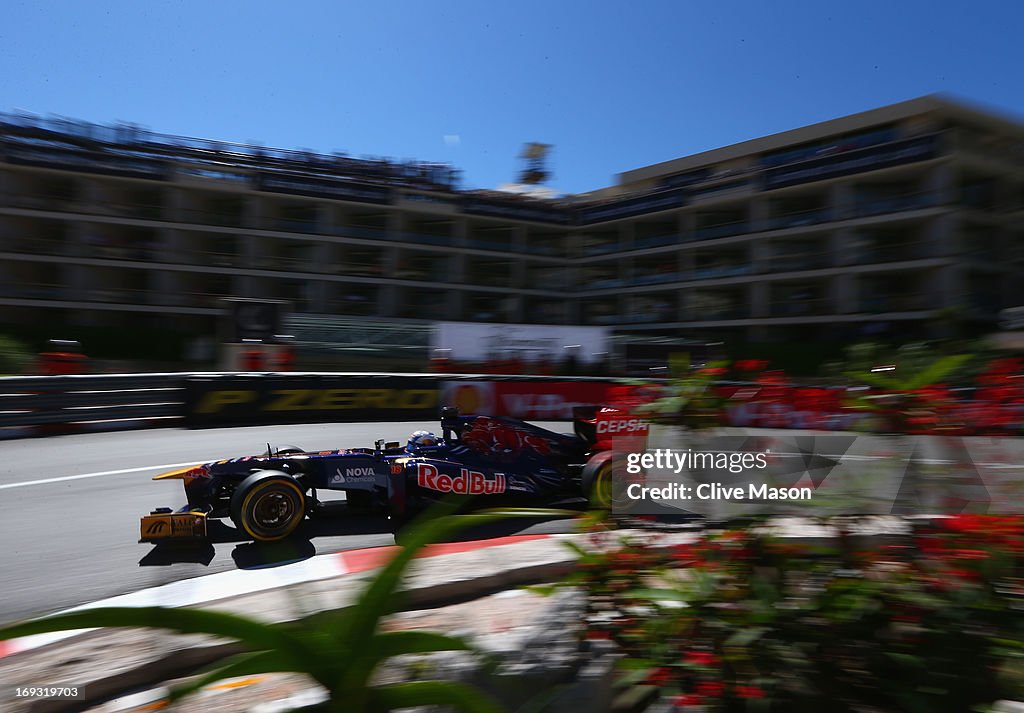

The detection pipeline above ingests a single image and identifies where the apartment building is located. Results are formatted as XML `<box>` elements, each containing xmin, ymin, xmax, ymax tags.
<box><xmin>0</xmin><ymin>94</ymin><xmax>1021</xmax><ymax>357</ymax></box>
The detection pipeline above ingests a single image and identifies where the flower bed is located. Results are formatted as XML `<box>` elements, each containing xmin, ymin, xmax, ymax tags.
<box><xmin>570</xmin><ymin>515</ymin><xmax>1024</xmax><ymax>711</ymax></box>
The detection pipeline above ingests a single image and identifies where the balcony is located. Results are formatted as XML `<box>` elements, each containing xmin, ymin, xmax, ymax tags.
<box><xmin>633</xmin><ymin>234</ymin><xmax>678</xmax><ymax>250</ymax></box>
<box><xmin>1</xmin><ymin>237</ymin><xmax>77</xmax><ymax>257</ymax></box>
<box><xmin>582</xmin><ymin>277</ymin><xmax>627</xmax><ymax>290</ymax></box>
<box><xmin>327</xmin><ymin>299</ymin><xmax>377</xmax><ymax>316</ymax></box>
<box><xmin>684</xmin><ymin>307</ymin><xmax>749</xmax><ymax>321</ymax></box>
<box><xmin>850</xmin><ymin>242</ymin><xmax>930</xmax><ymax>265</ymax></box>
<box><xmin>271</xmin><ymin>216</ymin><xmax>319</xmax><ymax>234</ymax></box>
<box><xmin>769</xmin><ymin>298</ymin><xmax>833</xmax><ymax>317</ymax></box>
<box><xmin>0</xmin><ymin>283</ymin><xmax>72</xmax><ymax>300</ymax></box>
<box><xmin>691</xmin><ymin>264</ymin><xmax>753</xmax><ymax>280</ymax></box>
<box><xmin>581</xmin><ymin>242</ymin><xmax>622</xmax><ymax>256</ymax></box>
<box><xmin>333</xmin><ymin>225</ymin><xmax>389</xmax><ymax>241</ymax></box>
<box><xmin>857</xmin><ymin>294</ymin><xmax>931</xmax><ymax>313</ymax></box>
<box><xmin>464</xmin><ymin>273</ymin><xmax>516</xmax><ymax>288</ymax></box>
<box><xmin>853</xmin><ymin>191</ymin><xmax>939</xmax><ymax>218</ymax></box>
<box><xmin>765</xmin><ymin>208</ymin><xmax>832</xmax><ymax>230</ymax></box>
<box><xmin>464</xmin><ymin>238</ymin><xmax>512</xmax><ymax>251</ymax></box>
<box><xmin>630</xmin><ymin>271</ymin><xmax>682</xmax><ymax>286</ymax></box>
<box><xmin>694</xmin><ymin>221</ymin><xmax>749</xmax><ymax>241</ymax></box>
<box><xmin>179</xmin><ymin>207</ymin><xmax>245</xmax><ymax>227</ymax></box>
<box><xmin>85</xmin><ymin>287</ymin><xmax>161</xmax><ymax>304</ymax></box>
<box><xmin>190</xmin><ymin>250</ymin><xmax>244</xmax><ymax>268</ymax></box>
<box><xmin>766</xmin><ymin>253</ymin><xmax>832</xmax><ymax>272</ymax></box>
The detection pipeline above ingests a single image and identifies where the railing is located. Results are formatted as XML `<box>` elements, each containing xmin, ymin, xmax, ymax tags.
<box><xmin>0</xmin><ymin>283</ymin><xmax>71</xmax><ymax>300</ymax></box>
<box><xmin>629</xmin><ymin>271</ymin><xmax>682</xmax><ymax>286</ymax></box>
<box><xmin>694</xmin><ymin>221</ymin><xmax>749</xmax><ymax>240</ymax></box>
<box><xmin>683</xmin><ymin>307</ymin><xmax>749</xmax><ymax>321</ymax></box>
<box><xmin>766</xmin><ymin>253</ymin><xmax>832</xmax><ymax>272</ymax></box>
<box><xmin>0</xmin><ymin>238</ymin><xmax>77</xmax><ymax>257</ymax></box>
<box><xmin>850</xmin><ymin>243</ymin><xmax>930</xmax><ymax>265</ymax></box>
<box><xmin>398</xmin><ymin>231</ymin><xmax>453</xmax><ymax>247</ymax></box>
<box><xmin>464</xmin><ymin>239</ymin><xmax>513</xmax><ymax>251</ymax></box>
<box><xmin>581</xmin><ymin>277</ymin><xmax>627</xmax><ymax>290</ymax></box>
<box><xmin>633</xmin><ymin>234</ymin><xmax>678</xmax><ymax>250</ymax></box>
<box><xmin>858</xmin><ymin>294</ymin><xmax>932</xmax><ymax>313</ymax></box>
<box><xmin>768</xmin><ymin>298</ymin><xmax>833</xmax><ymax>317</ymax></box>
<box><xmin>331</xmin><ymin>225</ymin><xmax>389</xmax><ymax>241</ymax></box>
<box><xmin>271</xmin><ymin>217</ymin><xmax>319</xmax><ymax>233</ymax></box>
<box><xmin>765</xmin><ymin>208</ymin><xmax>832</xmax><ymax>230</ymax></box>
<box><xmin>0</xmin><ymin>374</ymin><xmax>185</xmax><ymax>429</ymax></box>
<box><xmin>691</xmin><ymin>264</ymin><xmax>753</xmax><ymax>280</ymax></box>
<box><xmin>580</xmin><ymin>242</ymin><xmax>621</xmax><ymax>256</ymax></box>
<box><xmin>326</xmin><ymin>300</ymin><xmax>378</xmax><ymax>316</ymax></box>
<box><xmin>853</xmin><ymin>191</ymin><xmax>939</xmax><ymax>218</ymax></box>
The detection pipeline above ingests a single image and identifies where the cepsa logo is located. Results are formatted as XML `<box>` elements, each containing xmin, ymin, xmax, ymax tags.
<box><xmin>416</xmin><ymin>463</ymin><xmax>506</xmax><ymax>495</ymax></box>
<box><xmin>596</xmin><ymin>417</ymin><xmax>648</xmax><ymax>434</ymax></box>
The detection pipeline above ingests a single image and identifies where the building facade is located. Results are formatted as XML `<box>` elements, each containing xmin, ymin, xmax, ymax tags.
<box><xmin>0</xmin><ymin>95</ymin><xmax>1022</xmax><ymax>358</ymax></box>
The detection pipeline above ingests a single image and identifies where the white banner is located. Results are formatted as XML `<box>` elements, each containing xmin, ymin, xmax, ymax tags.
<box><xmin>432</xmin><ymin>322</ymin><xmax>608</xmax><ymax>363</ymax></box>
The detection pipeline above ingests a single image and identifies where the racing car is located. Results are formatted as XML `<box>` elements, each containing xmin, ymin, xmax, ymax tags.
<box><xmin>140</xmin><ymin>403</ymin><xmax>648</xmax><ymax>544</ymax></box>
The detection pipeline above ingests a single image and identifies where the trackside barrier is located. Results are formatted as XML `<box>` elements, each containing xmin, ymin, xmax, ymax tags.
<box><xmin>0</xmin><ymin>373</ymin><xmax>634</xmax><ymax>436</ymax></box>
<box><xmin>0</xmin><ymin>373</ymin><xmax>187</xmax><ymax>433</ymax></box>
<box><xmin>183</xmin><ymin>373</ymin><xmax>629</xmax><ymax>428</ymax></box>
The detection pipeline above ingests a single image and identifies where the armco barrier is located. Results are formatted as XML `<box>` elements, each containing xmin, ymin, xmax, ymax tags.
<box><xmin>0</xmin><ymin>373</ymin><xmax>186</xmax><ymax>434</ymax></box>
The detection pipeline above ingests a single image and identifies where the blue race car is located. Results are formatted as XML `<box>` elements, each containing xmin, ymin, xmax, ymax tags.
<box><xmin>140</xmin><ymin>407</ymin><xmax>614</xmax><ymax>543</ymax></box>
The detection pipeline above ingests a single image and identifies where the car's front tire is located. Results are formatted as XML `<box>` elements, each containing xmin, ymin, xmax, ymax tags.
<box><xmin>230</xmin><ymin>471</ymin><xmax>307</xmax><ymax>541</ymax></box>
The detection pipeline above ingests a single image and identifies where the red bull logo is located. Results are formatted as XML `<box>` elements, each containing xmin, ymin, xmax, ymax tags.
<box><xmin>416</xmin><ymin>463</ymin><xmax>506</xmax><ymax>495</ymax></box>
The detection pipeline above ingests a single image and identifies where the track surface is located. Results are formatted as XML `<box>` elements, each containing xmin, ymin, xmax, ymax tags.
<box><xmin>0</xmin><ymin>421</ymin><xmax>576</xmax><ymax>626</ymax></box>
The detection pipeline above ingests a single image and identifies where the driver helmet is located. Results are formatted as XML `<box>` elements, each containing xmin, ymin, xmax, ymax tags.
<box><xmin>407</xmin><ymin>430</ymin><xmax>443</xmax><ymax>453</ymax></box>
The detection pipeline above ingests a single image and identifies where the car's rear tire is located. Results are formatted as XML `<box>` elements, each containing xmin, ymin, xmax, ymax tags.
<box><xmin>231</xmin><ymin>471</ymin><xmax>307</xmax><ymax>542</ymax></box>
<box><xmin>582</xmin><ymin>455</ymin><xmax>614</xmax><ymax>510</ymax></box>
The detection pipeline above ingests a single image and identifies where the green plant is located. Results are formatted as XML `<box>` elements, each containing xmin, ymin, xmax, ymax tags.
<box><xmin>842</xmin><ymin>347</ymin><xmax>973</xmax><ymax>433</ymax></box>
<box><xmin>635</xmin><ymin>361</ymin><xmax>730</xmax><ymax>428</ymax></box>
<box><xmin>0</xmin><ymin>505</ymin><xmax>571</xmax><ymax>712</ymax></box>
<box><xmin>566</xmin><ymin>516</ymin><xmax>1024</xmax><ymax>711</ymax></box>
<box><xmin>0</xmin><ymin>334</ymin><xmax>32</xmax><ymax>374</ymax></box>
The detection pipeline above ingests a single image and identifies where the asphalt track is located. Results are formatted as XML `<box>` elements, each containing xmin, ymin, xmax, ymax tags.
<box><xmin>0</xmin><ymin>421</ymin><xmax>576</xmax><ymax>626</ymax></box>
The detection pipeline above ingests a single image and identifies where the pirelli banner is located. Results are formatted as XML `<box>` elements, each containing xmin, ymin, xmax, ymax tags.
<box><xmin>183</xmin><ymin>374</ymin><xmax>627</xmax><ymax>428</ymax></box>
<box><xmin>184</xmin><ymin>375</ymin><xmax>441</xmax><ymax>427</ymax></box>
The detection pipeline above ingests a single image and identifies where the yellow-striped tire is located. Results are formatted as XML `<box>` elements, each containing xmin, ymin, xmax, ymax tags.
<box><xmin>583</xmin><ymin>459</ymin><xmax>614</xmax><ymax>510</ymax></box>
<box><xmin>231</xmin><ymin>473</ymin><xmax>306</xmax><ymax>542</ymax></box>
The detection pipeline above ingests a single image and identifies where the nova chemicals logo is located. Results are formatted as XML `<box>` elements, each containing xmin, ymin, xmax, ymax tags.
<box><xmin>416</xmin><ymin>463</ymin><xmax>506</xmax><ymax>494</ymax></box>
<box><xmin>333</xmin><ymin>467</ymin><xmax>377</xmax><ymax>484</ymax></box>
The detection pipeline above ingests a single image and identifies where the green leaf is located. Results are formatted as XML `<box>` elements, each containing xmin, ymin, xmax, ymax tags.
<box><xmin>624</xmin><ymin>588</ymin><xmax>690</xmax><ymax>603</ymax></box>
<box><xmin>844</xmin><ymin>370</ymin><xmax>898</xmax><ymax>390</ymax></box>
<box><xmin>0</xmin><ymin>606</ymin><xmax>317</xmax><ymax>669</ymax></box>
<box><xmin>169</xmin><ymin>650</ymin><xmax>296</xmax><ymax>702</ymax></box>
<box><xmin>369</xmin><ymin>630</ymin><xmax>476</xmax><ymax>660</ymax></box>
<box><xmin>905</xmin><ymin>354</ymin><xmax>972</xmax><ymax>390</ymax></box>
<box><xmin>370</xmin><ymin>680</ymin><xmax>507</xmax><ymax>713</ymax></box>
<box><xmin>725</xmin><ymin>626</ymin><xmax>767</xmax><ymax>649</ymax></box>
<box><xmin>333</xmin><ymin>504</ymin><xmax>575</xmax><ymax>695</ymax></box>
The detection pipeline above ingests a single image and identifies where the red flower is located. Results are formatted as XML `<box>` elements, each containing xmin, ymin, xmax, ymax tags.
<box><xmin>735</xmin><ymin>685</ymin><xmax>766</xmax><ymax>699</ymax></box>
<box><xmin>696</xmin><ymin>680</ymin><xmax>725</xmax><ymax>698</ymax></box>
<box><xmin>646</xmin><ymin>667</ymin><xmax>673</xmax><ymax>686</ymax></box>
<box><xmin>684</xmin><ymin>650</ymin><xmax>719</xmax><ymax>667</ymax></box>
<box><xmin>671</xmin><ymin>694</ymin><xmax>703</xmax><ymax>708</ymax></box>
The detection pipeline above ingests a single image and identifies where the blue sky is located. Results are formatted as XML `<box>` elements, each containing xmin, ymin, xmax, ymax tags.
<box><xmin>3</xmin><ymin>1</ymin><xmax>1022</xmax><ymax>195</ymax></box>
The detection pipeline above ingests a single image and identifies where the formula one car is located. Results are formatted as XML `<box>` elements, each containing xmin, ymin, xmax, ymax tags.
<box><xmin>140</xmin><ymin>404</ymin><xmax>647</xmax><ymax>544</ymax></box>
